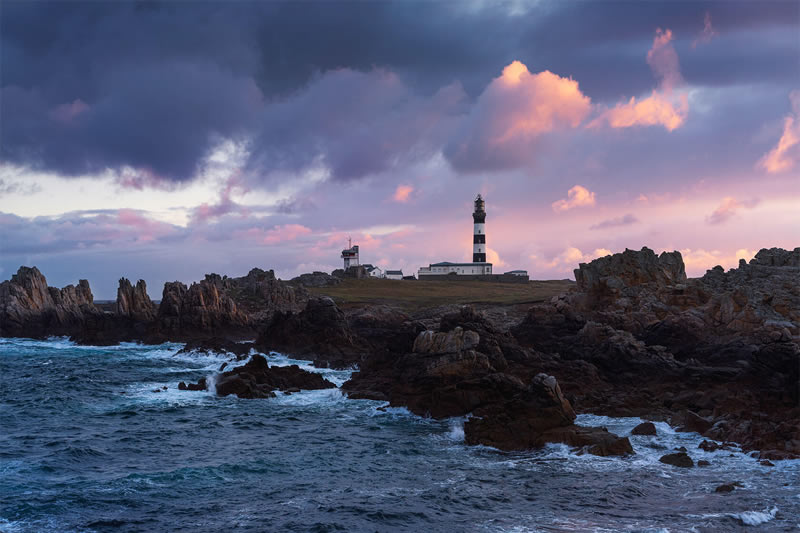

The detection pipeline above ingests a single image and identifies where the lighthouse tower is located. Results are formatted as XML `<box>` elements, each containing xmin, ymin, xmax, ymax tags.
<box><xmin>472</xmin><ymin>194</ymin><xmax>486</xmax><ymax>263</ymax></box>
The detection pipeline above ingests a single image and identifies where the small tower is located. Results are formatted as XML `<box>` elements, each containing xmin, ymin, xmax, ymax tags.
<box><xmin>472</xmin><ymin>194</ymin><xmax>486</xmax><ymax>263</ymax></box>
<box><xmin>341</xmin><ymin>237</ymin><xmax>360</xmax><ymax>269</ymax></box>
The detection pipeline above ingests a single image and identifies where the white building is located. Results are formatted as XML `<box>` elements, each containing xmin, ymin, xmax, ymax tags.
<box><xmin>418</xmin><ymin>262</ymin><xmax>492</xmax><ymax>276</ymax></box>
<box><xmin>341</xmin><ymin>242</ymin><xmax>359</xmax><ymax>269</ymax></box>
<box><xmin>385</xmin><ymin>269</ymin><xmax>403</xmax><ymax>280</ymax></box>
<box><xmin>504</xmin><ymin>270</ymin><xmax>528</xmax><ymax>277</ymax></box>
<box><xmin>363</xmin><ymin>264</ymin><xmax>384</xmax><ymax>278</ymax></box>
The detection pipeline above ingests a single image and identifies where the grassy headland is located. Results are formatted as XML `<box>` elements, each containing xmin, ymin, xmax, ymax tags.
<box><xmin>308</xmin><ymin>278</ymin><xmax>575</xmax><ymax>311</ymax></box>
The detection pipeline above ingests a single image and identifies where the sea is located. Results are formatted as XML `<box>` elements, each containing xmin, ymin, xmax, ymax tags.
<box><xmin>1</xmin><ymin>337</ymin><xmax>798</xmax><ymax>532</ymax></box>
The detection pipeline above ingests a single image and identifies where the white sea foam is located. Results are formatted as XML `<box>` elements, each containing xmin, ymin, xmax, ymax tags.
<box><xmin>731</xmin><ymin>506</ymin><xmax>778</xmax><ymax>526</ymax></box>
<box><xmin>265</xmin><ymin>351</ymin><xmax>353</xmax><ymax>387</ymax></box>
<box><xmin>446</xmin><ymin>418</ymin><xmax>465</xmax><ymax>442</ymax></box>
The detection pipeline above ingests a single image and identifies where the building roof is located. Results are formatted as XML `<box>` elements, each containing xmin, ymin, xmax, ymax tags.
<box><xmin>429</xmin><ymin>262</ymin><xmax>493</xmax><ymax>267</ymax></box>
<box><xmin>505</xmin><ymin>270</ymin><xmax>528</xmax><ymax>273</ymax></box>
<box><xmin>362</xmin><ymin>264</ymin><xmax>377</xmax><ymax>271</ymax></box>
<box><xmin>386</xmin><ymin>270</ymin><xmax>403</xmax><ymax>275</ymax></box>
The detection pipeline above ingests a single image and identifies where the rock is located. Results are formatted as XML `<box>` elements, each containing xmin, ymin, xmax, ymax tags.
<box><xmin>176</xmin><ymin>337</ymin><xmax>253</xmax><ymax>359</ymax></box>
<box><xmin>698</xmin><ymin>440</ymin><xmax>734</xmax><ymax>452</ymax></box>
<box><xmin>573</xmin><ymin>247</ymin><xmax>686</xmax><ymax>298</ymax></box>
<box><xmin>213</xmin><ymin>354</ymin><xmax>336</xmax><ymax>399</ymax></box>
<box><xmin>157</xmin><ymin>278</ymin><xmax>249</xmax><ymax>336</ymax></box>
<box><xmin>631</xmin><ymin>422</ymin><xmax>657</xmax><ymax>436</ymax></box>
<box><xmin>659</xmin><ymin>452</ymin><xmax>694</xmax><ymax>468</ymax></box>
<box><xmin>290</xmin><ymin>271</ymin><xmax>342</xmax><ymax>287</ymax></box>
<box><xmin>412</xmin><ymin>327</ymin><xmax>480</xmax><ymax>355</ymax></box>
<box><xmin>759</xmin><ymin>459</ymin><xmax>775</xmax><ymax>467</ymax></box>
<box><xmin>749</xmin><ymin>247</ymin><xmax>800</xmax><ymax>267</ymax></box>
<box><xmin>0</xmin><ymin>266</ymin><xmax>99</xmax><ymax>338</ymax></box>
<box><xmin>697</xmin><ymin>460</ymin><xmax>711</xmax><ymax>467</ymax></box>
<box><xmin>257</xmin><ymin>298</ymin><xmax>421</xmax><ymax>369</ymax></box>
<box><xmin>675</xmin><ymin>411</ymin><xmax>713</xmax><ymax>435</ymax></box>
<box><xmin>463</xmin><ymin>374</ymin><xmax>583</xmax><ymax>451</ymax></box>
<box><xmin>715</xmin><ymin>482</ymin><xmax>742</xmax><ymax>493</ymax></box>
<box><xmin>256</xmin><ymin>297</ymin><xmax>359</xmax><ymax>366</ymax></box>
<box><xmin>178</xmin><ymin>378</ymin><xmax>207</xmax><ymax>391</ymax></box>
<box><xmin>116</xmin><ymin>278</ymin><xmax>157</xmax><ymax>321</ymax></box>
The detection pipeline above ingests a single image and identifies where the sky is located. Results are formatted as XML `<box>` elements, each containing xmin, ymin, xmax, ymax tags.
<box><xmin>1</xmin><ymin>0</ymin><xmax>798</xmax><ymax>299</ymax></box>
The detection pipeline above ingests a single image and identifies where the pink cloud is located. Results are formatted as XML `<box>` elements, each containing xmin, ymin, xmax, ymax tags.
<box><xmin>758</xmin><ymin>90</ymin><xmax>800</xmax><ymax>174</ymax></box>
<box><xmin>680</xmin><ymin>248</ymin><xmax>757</xmax><ymax>275</ymax></box>
<box><xmin>589</xmin><ymin>28</ymin><xmax>688</xmax><ymax>131</ymax></box>
<box><xmin>115</xmin><ymin>208</ymin><xmax>176</xmax><ymax>243</ymax></box>
<box><xmin>50</xmin><ymin>99</ymin><xmax>89</xmax><ymax>123</ymax></box>
<box><xmin>262</xmin><ymin>224</ymin><xmax>312</xmax><ymax>244</ymax></box>
<box><xmin>190</xmin><ymin>175</ymin><xmax>250</xmax><ymax>224</ymax></box>
<box><xmin>392</xmin><ymin>184</ymin><xmax>414</xmax><ymax>203</ymax></box>
<box><xmin>706</xmin><ymin>197</ymin><xmax>760</xmax><ymax>225</ymax></box>
<box><xmin>552</xmin><ymin>185</ymin><xmax>597</xmax><ymax>212</ymax></box>
<box><xmin>446</xmin><ymin>60</ymin><xmax>591</xmax><ymax>171</ymax></box>
<box><xmin>692</xmin><ymin>12</ymin><xmax>718</xmax><ymax>49</ymax></box>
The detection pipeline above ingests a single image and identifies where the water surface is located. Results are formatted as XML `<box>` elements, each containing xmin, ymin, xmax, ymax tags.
<box><xmin>1</xmin><ymin>338</ymin><xmax>797</xmax><ymax>532</ymax></box>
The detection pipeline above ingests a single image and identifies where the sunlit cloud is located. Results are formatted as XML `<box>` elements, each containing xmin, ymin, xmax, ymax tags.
<box><xmin>590</xmin><ymin>28</ymin><xmax>688</xmax><ymax>131</ymax></box>
<box><xmin>552</xmin><ymin>185</ymin><xmax>596</xmax><ymax>212</ymax></box>
<box><xmin>758</xmin><ymin>90</ymin><xmax>800</xmax><ymax>174</ymax></box>
<box><xmin>392</xmin><ymin>184</ymin><xmax>415</xmax><ymax>203</ymax></box>
<box><xmin>445</xmin><ymin>60</ymin><xmax>591</xmax><ymax>172</ymax></box>
<box><xmin>706</xmin><ymin>197</ymin><xmax>760</xmax><ymax>225</ymax></box>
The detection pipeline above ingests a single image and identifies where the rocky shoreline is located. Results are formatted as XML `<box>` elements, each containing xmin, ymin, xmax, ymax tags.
<box><xmin>1</xmin><ymin>247</ymin><xmax>797</xmax><ymax>459</ymax></box>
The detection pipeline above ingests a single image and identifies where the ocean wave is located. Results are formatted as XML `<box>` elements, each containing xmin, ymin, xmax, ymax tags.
<box><xmin>731</xmin><ymin>506</ymin><xmax>779</xmax><ymax>526</ymax></box>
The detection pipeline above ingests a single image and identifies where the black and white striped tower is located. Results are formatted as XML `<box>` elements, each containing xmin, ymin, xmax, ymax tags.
<box><xmin>472</xmin><ymin>194</ymin><xmax>486</xmax><ymax>263</ymax></box>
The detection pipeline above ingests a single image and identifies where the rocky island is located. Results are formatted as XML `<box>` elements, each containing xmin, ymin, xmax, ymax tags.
<box><xmin>1</xmin><ymin>247</ymin><xmax>797</xmax><ymax>460</ymax></box>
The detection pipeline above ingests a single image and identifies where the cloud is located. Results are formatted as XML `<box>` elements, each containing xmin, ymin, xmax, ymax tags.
<box><xmin>247</xmin><ymin>69</ymin><xmax>466</xmax><ymax>181</ymax></box>
<box><xmin>552</xmin><ymin>185</ymin><xmax>597</xmax><ymax>212</ymax></box>
<box><xmin>392</xmin><ymin>184</ymin><xmax>415</xmax><ymax>203</ymax></box>
<box><xmin>445</xmin><ymin>61</ymin><xmax>591</xmax><ymax>172</ymax></box>
<box><xmin>589</xmin><ymin>28</ymin><xmax>688</xmax><ymax>131</ymax></box>
<box><xmin>706</xmin><ymin>197</ymin><xmax>760</xmax><ymax>225</ymax></box>
<box><xmin>692</xmin><ymin>12</ymin><xmax>718</xmax><ymax>48</ymax></box>
<box><xmin>589</xmin><ymin>213</ymin><xmax>639</xmax><ymax>230</ymax></box>
<box><xmin>680</xmin><ymin>247</ymin><xmax>757</xmax><ymax>276</ymax></box>
<box><xmin>0</xmin><ymin>178</ymin><xmax>42</xmax><ymax>197</ymax></box>
<box><xmin>531</xmin><ymin>246</ymin><xmax>612</xmax><ymax>273</ymax></box>
<box><xmin>758</xmin><ymin>90</ymin><xmax>800</xmax><ymax>174</ymax></box>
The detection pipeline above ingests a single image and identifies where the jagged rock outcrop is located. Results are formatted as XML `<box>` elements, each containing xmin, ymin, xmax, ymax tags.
<box><xmin>256</xmin><ymin>297</ymin><xmax>423</xmax><ymax>369</ymax></box>
<box><xmin>574</xmin><ymin>247</ymin><xmax>686</xmax><ymax>298</ymax></box>
<box><xmin>158</xmin><ymin>279</ymin><xmax>249</xmax><ymax>336</ymax></box>
<box><xmin>178</xmin><ymin>354</ymin><xmax>336</xmax><ymax>398</ymax></box>
<box><xmin>2</xmin><ymin>265</ymin><xmax>310</xmax><ymax>344</ymax></box>
<box><xmin>512</xmin><ymin>246</ymin><xmax>800</xmax><ymax>458</ymax></box>
<box><xmin>216</xmin><ymin>268</ymin><xmax>309</xmax><ymax>322</ymax></box>
<box><xmin>291</xmin><ymin>271</ymin><xmax>342</xmax><ymax>287</ymax></box>
<box><xmin>0</xmin><ymin>266</ymin><xmax>99</xmax><ymax>338</ymax></box>
<box><xmin>116</xmin><ymin>278</ymin><xmax>157</xmax><ymax>322</ymax></box>
<box><xmin>343</xmin><ymin>307</ymin><xmax>632</xmax><ymax>454</ymax></box>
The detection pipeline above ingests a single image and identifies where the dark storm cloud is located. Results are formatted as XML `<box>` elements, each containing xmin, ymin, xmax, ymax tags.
<box><xmin>246</xmin><ymin>69</ymin><xmax>466</xmax><ymax>181</ymax></box>
<box><xmin>1</xmin><ymin>0</ymin><xmax>797</xmax><ymax>183</ymax></box>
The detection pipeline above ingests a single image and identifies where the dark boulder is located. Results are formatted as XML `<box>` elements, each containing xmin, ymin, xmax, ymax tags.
<box><xmin>631</xmin><ymin>422</ymin><xmax>657</xmax><ymax>436</ymax></box>
<box><xmin>659</xmin><ymin>452</ymin><xmax>694</xmax><ymax>468</ymax></box>
<box><xmin>178</xmin><ymin>378</ymin><xmax>207</xmax><ymax>391</ymax></box>
<box><xmin>214</xmin><ymin>354</ymin><xmax>336</xmax><ymax>399</ymax></box>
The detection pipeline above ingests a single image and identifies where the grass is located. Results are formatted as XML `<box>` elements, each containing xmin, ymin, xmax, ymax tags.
<box><xmin>307</xmin><ymin>277</ymin><xmax>575</xmax><ymax>311</ymax></box>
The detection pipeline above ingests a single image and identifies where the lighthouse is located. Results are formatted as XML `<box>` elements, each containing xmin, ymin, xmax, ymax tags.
<box><xmin>472</xmin><ymin>194</ymin><xmax>486</xmax><ymax>263</ymax></box>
